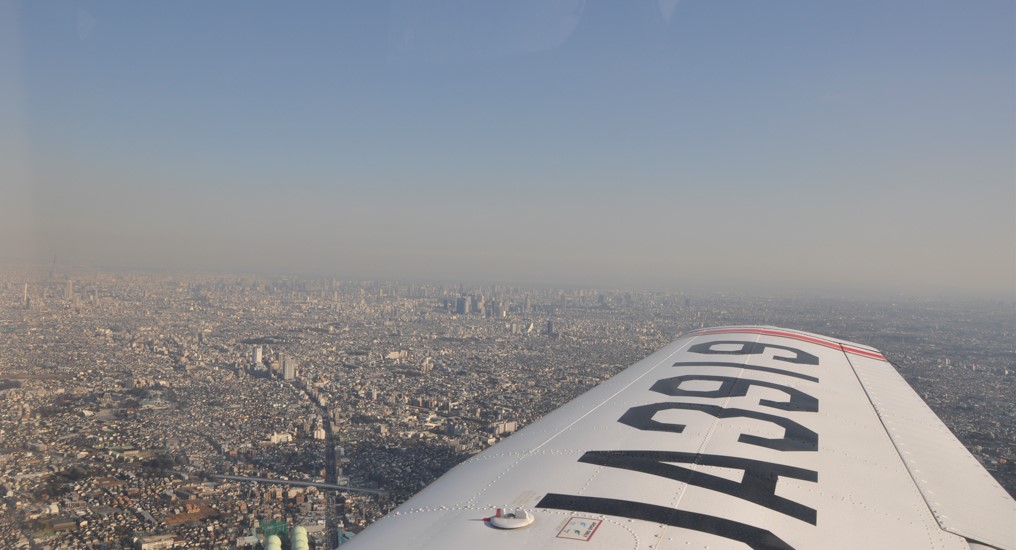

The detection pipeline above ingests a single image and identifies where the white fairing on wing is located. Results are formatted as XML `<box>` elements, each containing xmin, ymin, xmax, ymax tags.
<box><xmin>344</xmin><ymin>326</ymin><xmax>1016</xmax><ymax>550</ymax></box>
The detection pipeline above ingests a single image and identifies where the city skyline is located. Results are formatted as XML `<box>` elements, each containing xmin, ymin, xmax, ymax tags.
<box><xmin>2</xmin><ymin>1</ymin><xmax>1013</xmax><ymax>294</ymax></box>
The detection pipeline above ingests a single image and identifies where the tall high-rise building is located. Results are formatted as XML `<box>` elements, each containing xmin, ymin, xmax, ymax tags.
<box><xmin>65</xmin><ymin>279</ymin><xmax>73</xmax><ymax>301</ymax></box>
<box><xmin>253</xmin><ymin>346</ymin><xmax>263</xmax><ymax>365</ymax></box>
<box><xmin>23</xmin><ymin>283</ymin><xmax>29</xmax><ymax>310</ymax></box>
<box><xmin>283</xmin><ymin>357</ymin><xmax>296</xmax><ymax>380</ymax></box>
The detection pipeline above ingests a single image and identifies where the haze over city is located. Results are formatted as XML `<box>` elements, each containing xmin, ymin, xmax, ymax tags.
<box><xmin>2</xmin><ymin>1</ymin><xmax>1013</xmax><ymax>294</ymax></box>
<box><xmin>3</xmin><ymin>4</ymin><xmax>1016</xmax><ymax>548</ymax></box>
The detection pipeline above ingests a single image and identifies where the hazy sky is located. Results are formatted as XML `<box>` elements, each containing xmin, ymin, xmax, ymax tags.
<box><xmin>2</xmin><ymin>1</ymin><xmax>1014</xmax><ymax>293</ymax></box>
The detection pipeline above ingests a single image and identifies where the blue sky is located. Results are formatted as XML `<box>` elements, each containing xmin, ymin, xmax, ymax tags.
<box><xmin>2</xmin><ymin>1</ymin><xmax>1013</xmax><ymax>293</ymax></box>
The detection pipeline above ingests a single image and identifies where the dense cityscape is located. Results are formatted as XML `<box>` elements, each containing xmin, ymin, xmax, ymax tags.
<box><xmin>1</xmin><ymin>268</ymin><xmax>1013</xmax><ymax>549</ymax></box>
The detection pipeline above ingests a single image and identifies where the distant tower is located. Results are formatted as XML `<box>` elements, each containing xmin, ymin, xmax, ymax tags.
<box><xmin>283</xmin><ymin>357</ymin><xmax>296</xmax><ymax>380</ymax></box>
<box><xmin>546</xmin><ymin>320</ymin><xmax>555</xmax><ymax>336</ymax></box>
<box><xmin>23</xmin><ymin>283</ymin><xmax>29</xmax><ymax>310</ymax></box>
<box><xmin>65</xmin><ymin>279</ymin><xmax>73</xmax><ymax>301</ymax></box>
<box><xmin>253</xmin><ymin>346</ymin><xmax>263</xmax><ymax>366</ymax></box>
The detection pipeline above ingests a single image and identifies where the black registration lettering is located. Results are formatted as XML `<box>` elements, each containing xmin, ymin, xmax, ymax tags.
<box><xmin>689</xmin><ymin>341</ymin><xmax>819</xmax><ymax>366</ymax></box>
<box><xmin>578</xmin><ymin>450</ymin><xmax>817</xmax><ymax>524</ymax></box>
<box><xmin>618</xmin><ymin>402</ymin><xmax>817</xmax><ymax>451</ymax></box>
<box><xmin>651</xmin><ymin>375</ymin><xmax>818</xmax><ymax>412</ymax></box>
<box><xmin>673</xmin><ymin>361</ymin><xmax>819</xmax><ymax>383</ymax></box>
<box><xmin>545</xmin><ymin>337</ymin><xmax>825</xmax><ymax>547</ymax></box>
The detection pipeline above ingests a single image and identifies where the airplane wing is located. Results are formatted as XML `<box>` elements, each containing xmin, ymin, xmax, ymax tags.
<box><xmin>344</xmin><ymin>326</ymin><xmax>1016</xmax><ymax>549</ymax></box>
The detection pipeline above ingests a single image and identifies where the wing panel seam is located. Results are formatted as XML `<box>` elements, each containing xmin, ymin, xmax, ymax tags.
<box><xmin>841</xmin><ymin>351</ymin><xmax>943</xmax><ymax>550</ymax></box>
<box><xmin>653</xmin><ymin>332</ymin><xmax>764</xmax><ymax>550</ymax></box>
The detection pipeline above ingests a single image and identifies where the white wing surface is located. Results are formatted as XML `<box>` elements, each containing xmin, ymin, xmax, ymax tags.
<box><xmin>345</xmin><ymin>326</ymin><xmax>1016</xmax><ymax>549</ymax></box>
